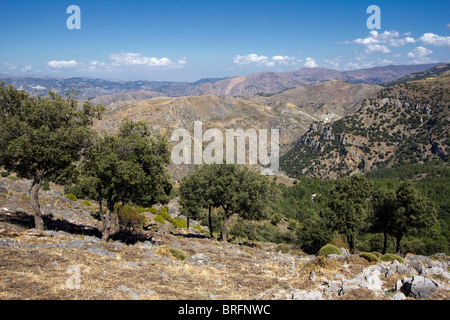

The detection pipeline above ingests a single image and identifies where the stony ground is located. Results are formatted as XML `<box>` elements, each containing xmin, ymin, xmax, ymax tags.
<box><xmin>0</xmin><ymin>177</ymin><xmax>449</xmax><ymax>300</ymax></box>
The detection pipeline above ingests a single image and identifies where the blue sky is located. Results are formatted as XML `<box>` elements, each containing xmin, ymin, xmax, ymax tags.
<box><xmin>0</xmin><ymin>0</ymin><xmax>449</xmax><ymax>82</ymax></box>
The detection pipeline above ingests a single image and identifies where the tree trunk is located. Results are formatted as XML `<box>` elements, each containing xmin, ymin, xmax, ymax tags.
<box><xmin>221</xmin><ymin>212</ymin><xmax>230</xmax><ymax>242</ymax></box>
<box><xmin>395</xmin><ymin>235</ymin><xmax>402</xmax><ymax>254</ymax></box>
<box><xmin>351</xmin><ymin>236</ymin><xmax>357</xmax><ymax>254</ymax></box>
<box><xmin>382</xmin><ymin>231</ymin><xmax>388</xmax><ymax>254</ymax></box>
<box><xmin>29</xmin><ymin>176</ymin><xmax>44</xmax><ymax>232</ymax></box>
<box><xmin>186</xmin><ymin>217</ymin><xmax>190</xmax><ymax>229</ymax></box>
<box><xmin>101</xmin><ymin>195</ymin><xmax>119</xmax><ymax>241</ymax></box>
<box><xmin>208</xmin><ymin>205</ymin><xmax>213</xmax><ymax>239</ymax></box>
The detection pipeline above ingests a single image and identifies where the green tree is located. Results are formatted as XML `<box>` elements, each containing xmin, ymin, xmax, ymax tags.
<box><xmin>325</xmin><ymin>175</ymin><xmax>373</xmax><ymax>253</ymax></box>
<box><xmin>180</xmin><ymin>163</ymin><xmax>278</xmax><ymax>242</ymax></box>
<box><xmin>370</xmin><ymin>188</ymin><xmax>397</xmax><ymax>254</ymax></box>
<box><xmin>179</xmin><ymin>166</ymin><xmax>211</xmax><ymax>234</ymax></box>
<box><xmin>83</xmin><ymin>119</ymin><xmax>172</xmax><ymax>241</ymax></box>
<box><xmin>391</xmin><ymin>182</ymin><xmax>438</xmax><ymax>253</ymax></box>
<box><xmin>0</xmin><ymin>83</ymin><xmax>103</xmax><ymax>231</ymax></box>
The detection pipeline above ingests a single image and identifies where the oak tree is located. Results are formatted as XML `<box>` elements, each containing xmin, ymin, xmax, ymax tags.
<box><xmin>0</xmin><ymin>83</ymin><xmax>103</xmax><ymax>231</ymax></box>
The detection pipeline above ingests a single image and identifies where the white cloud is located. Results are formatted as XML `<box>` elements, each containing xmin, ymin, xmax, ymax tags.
<box><xmin>407</xmin><ymin>46</ymin><xmax>433</xmax><ymax>58</ymax></box>
<box><xmin>233</xmin><ymin>53</ymin><xmax>270</xmax><ymax>66</ymax></box>
<box><xmin>5</xmin><ymin>63</ymin><xmax>16</xmax><ymax>70</ymax></box>
<box><xmin>177</xmin><ymin>57</ymin><xmax>187</xmax><ymax>65</ymax></box>
<box><xmin>233</xmin><ymin>54</ymin><xmax>297</xmax><ymax>67</ymax></box>
<box><xmin>109</xmin><ymin>52</ymin><xmax>182</xmax><ymax>68</ymax></box>
<box><xmin>47</xmin><ymin>60</ymin><xmax>78</xmax><ymax>68</ymax></box>
<box><xmin>352</xmin><ymin>30</ymin><xmax>416</xmax><ymax>54</ymax></box>
<box><xmin>88</xmin><ymin>60</ymin><xmax>106</xmax><ymax>71</ymax></box>
<box><xmin>365</xmin><ymin>44</ymin><xmax>391</xmax><ymax>53</ymax></box>
<box><xmin>21</xmin><ymin>65</ymin><xmax>32</xmax><ymax>72</ymax></box>
<box><xmin>324</xmin><ymin>57</ymin><xmax>342</xmax><ymax>69</ymax></box>
<box><xmin>419</xmin><ymin>33</ymin><xmax>450</xmax><ymax>46</ymax></box>
<box><xmin>304</xmin><ymin>57</ymin><xmax>318</xmax><ymax>68</ymax></box>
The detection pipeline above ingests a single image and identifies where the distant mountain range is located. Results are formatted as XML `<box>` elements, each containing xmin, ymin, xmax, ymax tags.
<box><xmin>0</xmin><ymin>63</ymin><xmax>442</xmax><ymax>99</ymax></box>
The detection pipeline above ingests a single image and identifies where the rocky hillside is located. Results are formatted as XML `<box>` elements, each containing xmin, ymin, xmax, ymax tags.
<box><xmin>0</xmin><ymin>177</ymin><xmax>449</xmax><ymax>300</ymax></box>
<box><xmin>280</xmin><ymin>75</ymin><xmax>450</xmax><ymax>179</ymax></box>
<box><xmin>241</xmin><ymin>80</ymin><xmax>382</xmax><ymax>122</ymax></box>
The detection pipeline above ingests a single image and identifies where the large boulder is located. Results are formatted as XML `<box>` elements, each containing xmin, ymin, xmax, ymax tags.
<box><xmin>401</xmin><ymin>276</ymin><xmax>440</xmax><ymax>299</ymax></box>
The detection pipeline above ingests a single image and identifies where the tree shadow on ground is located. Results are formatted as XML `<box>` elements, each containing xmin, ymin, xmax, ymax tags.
<box><xmin>110</xmin><ymin>228</ymin><xmax>154</xmax><ymax>244</ymax></box>
<box><xmin>0</xmin><ymin>209</ymin><xmax>102</xmax><ymax>238</ymax></box>
<box><xmin>170</xmin><ymin>231</ymin><xmax>210</xmax><ymax>239</ymax></box>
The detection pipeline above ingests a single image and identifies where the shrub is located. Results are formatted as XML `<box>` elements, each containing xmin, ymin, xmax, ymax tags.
<box><xmin>156</xmin><ymin>245</ymin><xmax>187</xmax><ymax>261</ymax></box>
<box><xmin>359</xmin><ymin>252</ymin><xmax>379</xmax><ymax>263</ymax></box>
<box><xmin>318</xmin><ymin>244</ymin><xmax>343</xmax><ymax>257</ymax></box>
<box><xmin>371</xmin><ymin>251</ymin><xmax>382</xmax><ymax>259</ymax></box>
<box><xmin>154</xmin><ymin>215</ymin><xmax>165</xmax><ymax>224</ymax></box>
<box><xmin>42</xmin><ymin>181</ymin><xmax>50</xmax><ymax>191</ymax></box>
<box><xmin>170</xmin><ymin>217</ymin><xmax>187</xmax><ymax>228</ymax></box>
<box><xmin>118</xmin><ymin>204</ymin><xmax>147</xmax><ymax>229</ymax></box>
<box><xmin>66</xmin><ymin>193</ymin><xmax>78</xmax><ymax>201</ymax></box>
<box><xmin>381</xmin><ymin>253</ymin><xmax>405</xmax><ymax>264</ymax></box>
<box><xmin>0</xmin><ymin>171</ymin><xmax>9</xmax><ymax>177</ymax></box>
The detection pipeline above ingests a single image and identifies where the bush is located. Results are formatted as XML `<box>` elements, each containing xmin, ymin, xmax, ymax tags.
<box><xmin>154</xmin><ymin>215</ymin><xmax>165</xmax><ymax>224</ymax></box>
<box><xmin>0</xmin><ymin>171</ymin><xmax>10</xmax><ymax>177</ymax></box>
<box><xmin>381</xmin><ymin>253</ymin><xmax>405</xmax><ymax>264</ymax></box>
<box><xmin>42</xmin><ymin>181</ymin><xmax>50</xmax><ymax>191</ymax></box>
<box><xmin>156</xmin><ymin>245</ymin><xmax>187</xmax><ymax>261</ymax></box>
<box><xmin>66</xmin><ymin>193</ymin><xmax>78</xmax><ymax>201</ymax></box>
<box><xmin>318</xmin><ymin>244</ymin><xmax>343</xmax><ymax>257</ymax></box>
<box><xmin>371</xmin><ymin>251</ymin><xmax>382</xmax><ymax>259</ymax></box>
<box><xmin>118</xmin><ymin>204</ymin><xmax>147</xmax><ymax>229</ymax></box>
<box><xmin>170</xmin><ymin>217</ymin><xmax>187</xmax><ymax>228</ymax></box>
<box><xmin>359</xmin><ymin>252</ymin><xmax>379</xmax><ymax>263</ymax></box>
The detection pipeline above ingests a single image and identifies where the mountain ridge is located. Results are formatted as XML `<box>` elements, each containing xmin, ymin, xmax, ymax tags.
<box><xmin>0</xmin><ymin>63</ymin><xmax>442</xmax><ymax>99</ymax></box>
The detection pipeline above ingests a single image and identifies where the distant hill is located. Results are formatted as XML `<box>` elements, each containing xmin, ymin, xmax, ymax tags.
<box><xmin>0</xmin><ymin>63</ymin><xmax>441</xmax><ymax>99</ymax></box>
<box><xmin>241</xmin><ymin>80</ymin><xmax>383</xmax><ymax>122</ymax></box>
<box><xmin>384</xmin><ymin>62</ymin><xmax>450</xmax><ymax>87</ymax></box>
<box><xmin>190</xmin><ymin>63</ymin><xmax>441</xmax><ymax>97</ymax></box>
<box><xmin>280</xmin><ymin>75</ymin><xmax>450</xmax><ymax>179</ymax></box>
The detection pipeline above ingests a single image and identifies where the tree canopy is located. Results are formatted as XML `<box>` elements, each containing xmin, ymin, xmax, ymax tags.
<box><xmin>0</xmin><ymin>82</ymin><xmax>104</xmax><ymax>231</ymax></box>
<box><xmin>82</xmin><ymin>119</ymin><xmax>172</xmax><ymax>241</ymax></box>
<box><xmin>180</xmin><ymin>163</ymin><xmax>278</xmax><ymax>242</ymax></box>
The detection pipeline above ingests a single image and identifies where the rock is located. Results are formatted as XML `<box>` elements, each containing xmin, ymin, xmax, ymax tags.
<box><xmin>186</xmin><ymin>253</ymin><xmax>211</xmax><ymax>266</ymax></box>
<box><xmin>327</xmin><ymin>254</ymin><xmax>344</xmax><ymax>259</ymax></box>
<box><xmin>117</xmin><ymin>285</ymin><xmax>132</xmax><ymax>292</ymax></box>
<box><xmin>292</xmin><ymin>289</ymin><xmax>323</xmax><ymax>300</ymax></box>
<box><xmin>309</xmin><ymin>271</ymin><xmax>317</xmax><ymax>281</ymax></box>
<box><xmin>401</xmin><ymin>276</ymin><xmax>440</xmax><ymax>299</ymax></box>
<box><xmin>340</xmin><ymin>248</ymin><xmax>351</xmax><ymax>257</ymax></box>
<box><xmin>385</xmin><ymin>260</ymin><xmax>415</xmax><ymax>277</ymax></box>
<box><xmin>392</xmin><ymin>292</ymin><xmax>407</xmax><ymax>300</ymax></box>
<box><xmin>422</xmin><ymin>267</ymin><xmax>450</xmax><ymax>279</ymax></box>
<box><xmin>0</xmin><ymin>186</ymin><xmax>8</xmax><ymax>194</ymax></box>
<box><xmin>365</xmin><ymin>270</ymin><xmax>382</xmax><ymax>291</ymax></box>
<box><xmin>122</xmin><ymin>262</ymin><xmax>139</xmax><ymax>268</ymax></box>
